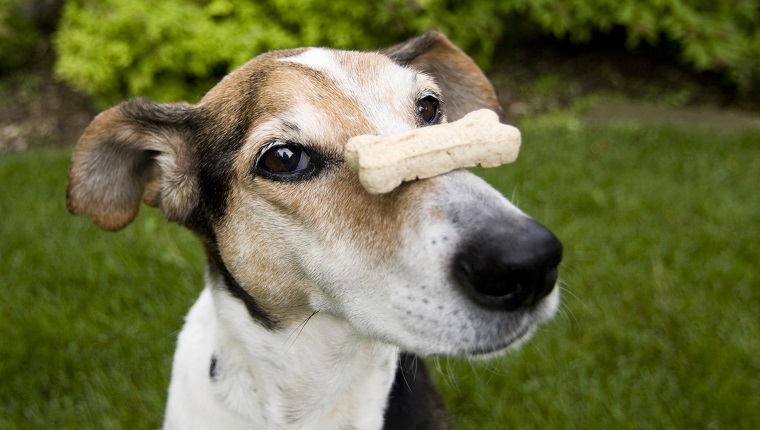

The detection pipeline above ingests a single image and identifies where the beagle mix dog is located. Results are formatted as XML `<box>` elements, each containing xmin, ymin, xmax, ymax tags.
<box><xmin>67</xmin><ymin>32</ymin><xmax>562</xmax><ymax>430</ymax></box>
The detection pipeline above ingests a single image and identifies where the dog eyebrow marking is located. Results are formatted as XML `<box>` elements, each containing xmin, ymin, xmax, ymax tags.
<box><xmin>281</xmin><ymin>121</ymin><xmax>300</xmax><ymax>135</ymax></box>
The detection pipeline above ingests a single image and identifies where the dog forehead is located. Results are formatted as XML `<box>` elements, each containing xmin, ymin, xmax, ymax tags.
<box><xmin>278</xmin><ymin>47</ymin><xmax>433</xmax><ymax>135</ymax></box>
<box><xmin>282</xmin><ymin>47</ymin><xmax>409</xmax><ymax>75</ymax></box>
<box><xmin>280</xmin><ymin>47</ymin><xmax>418</xmax><ymax>91</ymax></box>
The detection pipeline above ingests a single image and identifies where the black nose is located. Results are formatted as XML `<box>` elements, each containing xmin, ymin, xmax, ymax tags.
<box><xmin>452</xmin><ymin>218</ymin><xmax>562</xmax><ymax>311</ymax></box>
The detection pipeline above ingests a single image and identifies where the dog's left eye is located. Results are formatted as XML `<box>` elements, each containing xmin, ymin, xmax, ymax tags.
<box><xmin>258</xmin><ymin>144</ymin><xmax>312</xmax><ymax>176</ymax></box>
<box><xmin>416</xmin><ymin>96</ymin><xmax>441</xmax><ymax>125</ymax></box>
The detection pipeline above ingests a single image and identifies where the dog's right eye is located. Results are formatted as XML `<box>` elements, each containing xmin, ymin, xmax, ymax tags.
<box><xmin>256</xmin><ymin>143</ymin><xmax>314</xmax><ymax>180</ymax></box>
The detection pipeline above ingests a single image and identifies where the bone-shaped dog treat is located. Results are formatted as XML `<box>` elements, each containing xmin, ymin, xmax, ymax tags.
<box><xmin>344</xmin><ymin>109</ymin><xmax>521</xmax><ymax>194</ymax></box>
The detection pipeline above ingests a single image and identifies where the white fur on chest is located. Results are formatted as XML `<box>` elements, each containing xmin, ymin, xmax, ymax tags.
<box><xmin>163</xmin><ymin>283</ymin><xmax>399</xmax><ymax>430</ymax></box>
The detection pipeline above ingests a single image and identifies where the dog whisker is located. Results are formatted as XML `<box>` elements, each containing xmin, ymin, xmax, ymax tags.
<box><xmin>556</xmin><ymin>282</ymin><xmax>581</xmax><ymax>326</ymax></box>
<box><xmin>396</xmin><ymin>353</ymin><xmax>419</xmax><ymax>393</ymax></box>
<box><xmin>282</xmin><ymin>309</ymin><xmax>319</xmax><ymax>352</ymax></box>
<box><xmin>433</xmin><ymin>356</ymin><xmax>461</xmax><ymax>391</ymax></box>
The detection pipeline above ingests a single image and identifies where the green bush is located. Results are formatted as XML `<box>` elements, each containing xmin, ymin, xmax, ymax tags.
<box><xmin>0</xmin><ymin>0</ymin><xmax>43</xmax><ymax>70</ymax></box>
<box><xmin>55</xmin><ymin>0</ymin><xmax>760</xmax><ymax>105</ymax></box>
<box><xmin>54</xmin><ymin>0</ymin><xmax>419</xmax><ymax>105</ymax></box>
<box><xmin>509</xmin><ymin>0</ymin><xmax>760</xmax><ymax>95</ymax></box>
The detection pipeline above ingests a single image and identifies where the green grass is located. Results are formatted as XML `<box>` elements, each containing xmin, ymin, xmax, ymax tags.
<box><xmin>0</xmin><ymin>151</ymin><xmax>204</xmax><ymax>428</ymax></box>
<box><xmin>1</xmin><ymin>123</ymin><xmax>758</xmax><ymax>429</ymax></box>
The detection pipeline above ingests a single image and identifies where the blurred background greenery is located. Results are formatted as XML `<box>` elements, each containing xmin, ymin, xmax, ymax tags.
<box><xmin>3</xmin><ymin>0</ymin><xmax>760</xmax><ymax>105</ymax></box>
<box><xmin>1</xmin><ymin>0</ymin><xmax>758</xmax><ymax>429</ymax></box>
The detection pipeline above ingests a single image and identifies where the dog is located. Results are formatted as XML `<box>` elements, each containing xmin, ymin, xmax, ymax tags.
<box><xmin>67</xmin><ymin>31</ymin><xmax>562</xmax><ymax>430</ymax></box>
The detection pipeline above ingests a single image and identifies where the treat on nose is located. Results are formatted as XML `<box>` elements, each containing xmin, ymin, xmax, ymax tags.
<box><xmin>345</xmin><ymin>109</ymin><xmax>520</xmax><ymax>194</ymax></box>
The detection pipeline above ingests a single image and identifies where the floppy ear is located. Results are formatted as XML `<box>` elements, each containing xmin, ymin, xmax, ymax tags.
<box><xmin>383</xmin><ymin>31</ymin><xmax>505</xmax><ymax>122</ymax></box>
<box><xmin>67</xmin><ymin>97</ymin><xmax>198</xmax><ymax>231</ymax></box>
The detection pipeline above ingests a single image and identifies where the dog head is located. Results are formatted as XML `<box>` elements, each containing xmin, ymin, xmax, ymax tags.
<box><xmin>67</xmin><ymin>32</ymin><xmax>561</xmax><ymax>356</ymax></box>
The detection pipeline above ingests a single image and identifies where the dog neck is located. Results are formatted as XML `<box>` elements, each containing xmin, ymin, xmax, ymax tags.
<box><xmin>163</xmin><ymin>273</ymin><xmax>399</xmax><ymax>430</ymax></box>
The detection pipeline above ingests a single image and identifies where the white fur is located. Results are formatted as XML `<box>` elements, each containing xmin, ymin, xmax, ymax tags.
<box><xmin>164</xmin><ymin>275</ymin><xmax>398</xmax><ymax>430</ymax></box>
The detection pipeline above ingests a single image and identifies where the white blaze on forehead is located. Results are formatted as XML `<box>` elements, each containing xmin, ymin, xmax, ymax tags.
<box><xmin>281</xmin><ymin>48</ymin><xmax>428</xmax><ymax>135</ymax></box>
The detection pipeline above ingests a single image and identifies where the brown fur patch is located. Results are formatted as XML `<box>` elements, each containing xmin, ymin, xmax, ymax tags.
<box><xmin>67</xmin><ymin>100</ymin><xmax>197</xmax><ymax>231</ymax></box>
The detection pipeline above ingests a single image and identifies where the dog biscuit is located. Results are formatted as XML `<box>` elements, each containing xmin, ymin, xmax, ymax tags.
<box><xmin>344</xmin><ymin>109</ymin><xmax>521</xmax><ymax>194</ymax></box>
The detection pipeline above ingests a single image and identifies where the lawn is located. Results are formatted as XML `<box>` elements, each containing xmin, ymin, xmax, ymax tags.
<box><xmin>1</xmin><ymin>121</ymin><xmax>758</xmax><ymax>429</ymax></box>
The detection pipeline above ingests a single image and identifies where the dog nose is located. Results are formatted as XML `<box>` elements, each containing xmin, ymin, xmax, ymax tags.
<box><xmin>453</xmin><ymin>218</ymin><xmax>562</xmax><ymax>311</ymax></box>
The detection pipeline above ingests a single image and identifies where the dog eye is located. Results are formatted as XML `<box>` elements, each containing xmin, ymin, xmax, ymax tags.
<box><xmin>259</xmin><ymin>144</ymin><xmax>312</xmax><ymax>175</ymax></box>
<box><xmin>416</xmin><ymin>96</ymin><xmax>441</xmax><ymax>125</ymax></box>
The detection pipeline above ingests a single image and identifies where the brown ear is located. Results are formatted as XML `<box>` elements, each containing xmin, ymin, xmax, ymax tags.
<box><xmin>383</xmin><ymin>31</ymin><xmax>504</xmax><ymax>123</ymax></box>
<box><xmin>67</xmin><ymin>98</ymin><xmax>198</xmax><ymax>231</ymax></box>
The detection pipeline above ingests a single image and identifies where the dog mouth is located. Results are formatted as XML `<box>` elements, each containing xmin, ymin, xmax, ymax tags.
<box><xmin>385</xmin><ymin>276</ymin><xmax>560</xmax><ymax>357</ymax></box>
<box><xmin>460</xmin><ymin>290</ymin><xmax>559</xmax><ymax>357</ymax></box>
<box><xmin>466</xmin><ymin>324</ymin><xmax>535</xmax><ymax>357</ymax></box>
<box><xmin>379</xmin><ymin>213</ymin><xmax>562</xmax><ymax>356</ymax></box>
<box><xmin>440</xmin><ymin>209</ymin><xmax>562</xmax><ymax>356</ymax></box>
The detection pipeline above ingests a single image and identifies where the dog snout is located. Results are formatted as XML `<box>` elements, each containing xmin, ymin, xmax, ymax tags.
<box><xmin>452</xmin><ymin>218</ymin><xmax>562</xmax><ymax>311</ymax></box>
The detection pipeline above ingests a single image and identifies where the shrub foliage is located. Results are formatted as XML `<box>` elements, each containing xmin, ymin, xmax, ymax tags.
<box><xmin>0</xmin><ymin>0</ymin><xmax>43</xmax><ymax>70</ymax></box>
<box><xmin>54</xmin><ymin>0</ymin><xmax>760</xmax><ymax>105</ymax></box>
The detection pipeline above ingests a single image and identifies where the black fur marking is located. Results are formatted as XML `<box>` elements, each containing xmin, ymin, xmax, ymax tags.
<box><xmin>220</xmin><ymin>263</ymin><xmax>280</xmax><ymax>330</ymax></box>
<box><xmin>195</xmin><ymin>108</ymin><xmax>251</xmax><ymax>222</ymax></box>
<box><xmin>205</xmin><ymin>241</ymin><xmax>281</xmax><ymax>331</ymax></box>
<box><xmin>192</xmin><ymin>66</ymin><xmax>274</xmax><ymax>222</ymax></box>
<box><xmin>209</xmin><ymin>354</ymin><xmax>219</xmax><ymax>381</ymax></box>
<box><xmin>383</xmin><ymin>353</ymin><xmax>454</xmax><ymax>430</ymax></box>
